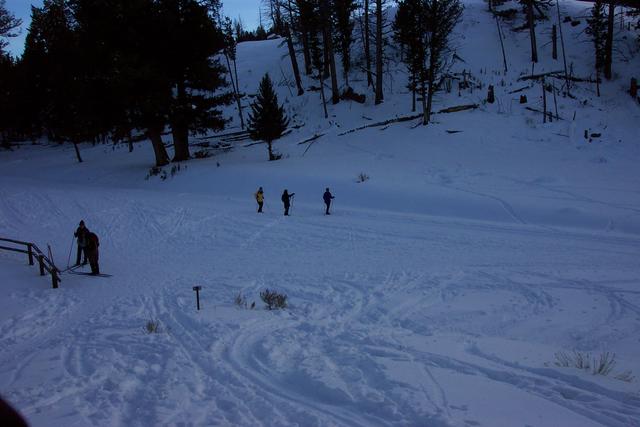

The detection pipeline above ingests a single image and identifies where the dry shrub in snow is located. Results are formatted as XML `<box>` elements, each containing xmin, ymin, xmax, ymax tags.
<box><xmin>553</xmin><ymin>350</ymin><xmax>632</xmax><ymax>380</ymax></box>
<box><xmin>356</xmin><ymin>172</ymin><xmax>370</xmax><ymax>183</ymax></box>
<box><xmin>234</xmin><ymin>292</ymin><xmax>247</xmax><ymax>308</ymax></box>
<box><xmin>260</xmin><ymin>289</ymin><xmax>288</xmax><ymax>310</ymax></box>
<box><xmin>144</xmin><ymin>319</ymin><xmax>162</xmax><ymax>334</ymax></box>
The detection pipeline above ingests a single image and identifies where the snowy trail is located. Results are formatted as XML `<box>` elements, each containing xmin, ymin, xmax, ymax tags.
<box><xmin>2</xmin><ymin>0</ymin><xmax>640</xmax><ymax>420</ymax></box>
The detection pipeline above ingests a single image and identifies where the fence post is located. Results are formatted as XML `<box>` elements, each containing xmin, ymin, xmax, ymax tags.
<box><xmin>51</xmin><ymin>269</ymin><xmax>59</xmax><ymax>289</ymax></box>
<box><xmin>38</xmin><ymin>255</ymin><xmax>45</xmax><ymax>276</ymax></box>
<box><xmin>27</xmin><ymin>244</ymin><xmax>34</xmax><ymax>265</ymax></box>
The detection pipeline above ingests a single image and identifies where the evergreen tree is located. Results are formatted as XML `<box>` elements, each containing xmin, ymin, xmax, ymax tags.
<box><xmin>423</xmin><ymin>0</ymin><xmax>463</xmax><ymax>124</ymax></box>
<box><xmin>155</xmin><ymin>0</ymin><xmax>231</xmax><ymax>161</ymax></box>
<box><xmin>587</xmin><ymin>0</ymin><xmax>606</xmax><ymax>96</ymax></box>
<box><xmin>21</xmin><ymin>0</ymin><xmax>84</xmax><ymax>148</ymax></box>
<box><xmin>333</xmin><ymin>0</ymin><xmax>357</xmax><ymax>87</ymax></box>
<box><xmin>248</xmin><ymin>73</ymin><xmax>289</xmax><ymax>161</ymax></box>
<box><xmin>394</xmin><ymin>0</ymin><xmax>425</xmax><ymax>112</ymax></box>
<box><xmin>0</xmin><ymin>0</ymin><xmax>21</xmax><ymax>55</ymax></box>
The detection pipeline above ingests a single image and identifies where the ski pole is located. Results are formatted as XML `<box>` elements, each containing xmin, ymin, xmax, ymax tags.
<box><xmin>66</xmin><ymin>235</ymin><xmax>74</xmax><ymax>269</ymax></box>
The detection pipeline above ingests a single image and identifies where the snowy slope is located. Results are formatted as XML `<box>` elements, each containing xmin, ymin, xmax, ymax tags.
<box><xmin>1</xmin><ymin>1</ymin><xmax>640</xmax><ymax>426</ymax></box>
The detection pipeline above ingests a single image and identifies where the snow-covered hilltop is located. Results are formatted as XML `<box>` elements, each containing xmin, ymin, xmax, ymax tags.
<box><xmin>1</xmin><ymin>1</ymin><xmax>639</xmax><ymax>426</ymax></box>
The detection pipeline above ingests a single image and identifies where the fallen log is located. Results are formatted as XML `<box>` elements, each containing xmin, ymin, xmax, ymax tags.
<box><xmin>338</xmin><ymin>104</ymin><xmax>479</xmax><ymax>136</ymax></box>
<box><xmin>437</xmin><ymin>104</ymin><xmax>479</xmax><ymax>114</ymax></box>
<box><xmin>518</xmin><ymin>70</ymin><xmax>565</xmax><ymax>81</ymax></box>
<box><xmin>297</xmin><ymin>133</ymin><xmax>325</xmax><ymax>145</ymax></box>
<box><xmin>519</xmin><ymin>71</ymin><xmax>599</xmax><ymax>84</ymax></box>
<box><xmin>525</xmin><ymin>106</ymin><xmax>563</xmax><ymax>121</ymax></box>
<box><xmin>337</xmin><ymin>114</ymin><xmax>422</xmax><ymax>136</ymax></box>
<box><xmin>509</xmin><ymin>86</ymin><xmax>530</xmax><ymax>94</ymax></box>
<box><xmin>300</xmin><ymin>133</ymin><xmax>326</xmax><ymax>156</ymax></box>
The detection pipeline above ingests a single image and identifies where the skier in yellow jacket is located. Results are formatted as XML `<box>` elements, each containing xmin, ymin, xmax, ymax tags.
<box><xmin>255</xmin><ymin>187</ymin><xmax>264</xmax><ymax>213</ymax></box>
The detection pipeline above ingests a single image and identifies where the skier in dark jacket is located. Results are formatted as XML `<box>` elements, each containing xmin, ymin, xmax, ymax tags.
<box><xmin>74</xmin><ymin>220</ymin><xmax>89</xmax><ymax>266</ymax></box>
<box><xmin>85</xmin><ymin>231</ymin><xmax>100</xmax><ymax>275</ymax></box>
<box><xmin>281</xmin><ymin>190</ymin><xmax>295</xmax><ymax>216</ymax></box>
<box><xmin>323</xmin><ymin>188</ymin><xmax>335</xmax><ymax>215</ymax></box>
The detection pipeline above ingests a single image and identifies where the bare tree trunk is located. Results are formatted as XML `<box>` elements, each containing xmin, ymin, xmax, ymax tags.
<box><xmin>285</xmin><ymin>23</ymin><xmax>304</xmax><ymax>95</ymax></box>
<box><xmin>322</xmin><ymin>34</ymin><xmax>330</xmax><ymax>79</ymax></box>
<box><xmin>325</xmin><ymin>31</ymin><xmax>340</xmax><ymax>104</ymax></box>
<box><xmin>148</xmin><ymin>124</ymin><xmax>170</xmax><ymax>167</ymax></box>
<box><xmin>421</xmin><ymin>78</ymin><xmax>427</xmax><ymax>124</ymax></box>
<box><xmin>172</xmin><ymin>82</ymin><xmax>190</xmax><ymax>162</ymax></box>
<box><xmin>556</xmin><ymin>0</ymin><xmax>570</xmax><ymax>94</ymax></box>
<box><xmin>320</xmin><ymin>1</ymin><xmax>340</xmax><ymax>104</ymax></box>
<box><xmin>412</xmin><ymin>73</ymin><xmax>416</xmax><ymax>112</ymax></box>
<box><xmin>302</xmin><ymin>30</ymin><xmax>313</xmax><ymax>75</ymax></box>
<box><xmin>425</xmin><ymin>64</ymin><xmax>435</xmax><ymax>124</ymax></box>
<box><xmin>225</xmin><ymin>54</ymin><xmax>245</xmax><ymax>129</ymax></box>
<box><xmin>495</xmin><ymin>14</ymin><xmax>508</xmax><ymax>72</ymax></box>
<box><xmin>374</xmin><ymin>0</ymin><xmax>383</xmax><ymax>104</ymax></box>
<box><xmin>542</xmin><ymin>77</ymin><xmax>548</xmax><ymax>123</ymax></box>
<box><xmin>364</xmin><ymin>0</ymin><xmax>373</xmax><ymax>87</ymax></box>
<box><xmin>267</xmin><ymin>140</ymin><xmax>275</xmax><ymax>160</ymax></box>
<box><xmin>318</xmin><ymin>70</ymin><xmax>329</xmax><ymax>119</ymax></box>
<box><xmin>73</xmin><ymin>140</ymin><xmax>83</xmax><ymax>163</ymax></box>
<box><xmin>127</xmin><ymin>129</ymin><xmax>134</xmax><ymax>153</ymax></box>
<box><xmin>171</xmin><ymin>125</ymin><xmax>190</xmax><ymax>161</ymax></box>
<box><xmin>527</xmin><ymin>0</ymin><xmax>538</xmax><ymax>63</ymax></box>
<box><xmin>604</xmin><ymin>2</ymin><xmax>614</xmax><ymax>80</ymax></box>
<box><xmin>552</xmin><ymin>24</ymin><xmax>558</xmax><ymax>60</ymax></box>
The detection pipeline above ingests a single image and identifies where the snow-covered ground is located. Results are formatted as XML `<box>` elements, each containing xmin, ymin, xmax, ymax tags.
<box><xmin>1</xmin><ymin>1</ymin><xmax>640</xmax><ymax>426</ymax></box>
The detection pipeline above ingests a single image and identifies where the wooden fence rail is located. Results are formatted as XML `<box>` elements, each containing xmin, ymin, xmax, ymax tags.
<box><xmin>0</xmin><ymin>237</ymin><xmax>60</xmax><ymax>288</ymax></box>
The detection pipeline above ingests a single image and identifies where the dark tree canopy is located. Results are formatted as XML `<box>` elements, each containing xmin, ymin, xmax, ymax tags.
<box><xmin>0</xmin><ymin>0</ymin><xmax>22</xmax><ymax>55</ymax></box>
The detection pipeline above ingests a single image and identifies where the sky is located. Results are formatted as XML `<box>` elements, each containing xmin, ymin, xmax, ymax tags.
<box><xmin>3</xmin><ymin>0</ymin><xmax>263</xmax><ymax>58</ymax></box>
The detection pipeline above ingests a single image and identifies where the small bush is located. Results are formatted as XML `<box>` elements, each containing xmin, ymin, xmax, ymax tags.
<box><xmin>194</xmin><ymin>149</ymin><xmax>211</xmax><ymax>159</ymax></box>
<box><xmin>553</xmin><ymin>350</ymin><xmax>632</xmax><ymax>380</ymax></box>
<box><xmin>234</xmin><ymin>292</ymin><xmax>247</xmax><ymax>308</ymax></box>
<box><xmin>260</xmin><ymin>289</ymin><xmax>288</xmax><ymax>310</ymax></box>
<box><xmin>614</xmin><ymin>370</ymin><xmax>635</xmax><ymax>383</ymax></box>
<box><xmin>144</xmin><ymin>319</ymin><xmax>162</xmax><ymax>334</ymax></box>
<box><xmin>356</xmin><ymin>172</ymin><xmax>370</xmax><ymax>183</ymax></box>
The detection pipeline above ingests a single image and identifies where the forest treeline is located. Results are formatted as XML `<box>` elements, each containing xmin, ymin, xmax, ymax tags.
<box><xmin>0</xmin><ymin>0</ymin><xmax>639</xmax><ymax>166</ymax></box>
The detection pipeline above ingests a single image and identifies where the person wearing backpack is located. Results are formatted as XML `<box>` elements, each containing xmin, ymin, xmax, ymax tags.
<box><xmin>85</xmin><ymin>231</ymin><xmax>100</xmax><ymax>275</ymax></box>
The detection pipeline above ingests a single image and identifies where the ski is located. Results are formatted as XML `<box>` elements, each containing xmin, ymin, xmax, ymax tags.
<box><xmin>60</xmin><ymin>264</ymin><xmax>86</xmax><ymax>273</ymax></box>
<box><xmin>69</xmin><ymin>271</ymin><xmax>112</xmax><ymax>278</ymax></box>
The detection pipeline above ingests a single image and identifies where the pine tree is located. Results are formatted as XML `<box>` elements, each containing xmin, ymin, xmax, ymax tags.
<box><xmin>0</xmin><ymin>0</ymin><xmax>22</xmax><ymax>55</ymax></box>
<box><xmin>423</xmin><ymin>0</ymin><xmax>463</xmax><ymax>124</ymax></box>
<box><xmin>248</xmin><ymin>73</ymin><xmax>289</xmax><ymax>161</ymax></box>
<box><xmin>587</xmin><ymin>0</ymin><xmax>607</xmax><ymax>96</ymax></box>
<box><xmin>394</xmin><ymin>0</ymin><xmax>425</xmax><ymax>112</ymax></box>
<box><xmin>156</xmin><ymin>0</ymin><xmax>231</xmax><ymax>162</ymax></box>
<box><xmin>333</xmin><ymin>0</ymin><xmax>357</xmax><ymax>87</ymax></box>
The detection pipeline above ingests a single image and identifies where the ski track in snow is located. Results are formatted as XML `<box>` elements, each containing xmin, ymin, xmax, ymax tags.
<box><xmin>2</xmin><ymin>180</ymin><xmax>640</xmax><ymax>426</ymax></box>
<box><xmin>2</xmin><ymin>0</ymin><xmax>640</xmax><ymax>423</ymax></box>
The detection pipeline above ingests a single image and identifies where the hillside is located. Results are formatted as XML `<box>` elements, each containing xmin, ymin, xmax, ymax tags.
<box><xmin>1</xmin><ymin>1</ymin><xmax>640</xmax><ymax>426</ymax></box>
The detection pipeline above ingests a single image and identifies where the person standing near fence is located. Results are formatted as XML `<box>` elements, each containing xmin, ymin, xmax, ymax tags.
<box><xmin>255</xmin><ymin>187</ymin><xmax>264</xmax><ymax>213</ymax></box>
<box><xmin>74</xmin><ymin>220</ymin><xmax>89</xmax><ymax>266</ymax></box>
<box><xmin>85</xmin><ymin>231</ymin><xmax>100</xmax><ymax>275</ymax></box>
